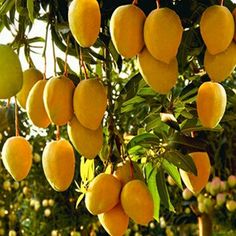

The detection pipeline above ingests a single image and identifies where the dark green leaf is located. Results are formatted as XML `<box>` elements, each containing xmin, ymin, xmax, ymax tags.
<box><xmin>27</xmin><ymin>0</ymin><xmax>34</xmax><ymax>22</ymax></box>
<box><xmin>160</xmin><ymin>113</ymin><xmax>180</xmax><ymax>131</ymax></box>
<box><xmin>0</xmin><ymin>0</ymin><xmax>14</xmax><ymax>15</ymax></box>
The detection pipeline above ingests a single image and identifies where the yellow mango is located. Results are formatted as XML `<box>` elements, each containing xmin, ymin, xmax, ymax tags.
<box><xmin>110</xmin><ymin>4</ymin><xmax>146</xmax><ymax>58</ymax></box>
<box><xmin>180</xmin><ymin>152</ymin><xmax>211</xmax><ymax>195</ymax></box>
<box><xmin>43</xmin><ymin>75</ymin><xmax>75</xmax><ymax>126</ymax></box>
<box><xmin>200</xmin><ymin>5</ymin><xmax>234</xmax><ymax>55</ymax></box>
<box><xmin>26</xmin><ymin>80</ymin><xmax>50</xmax><ymax>128</ymax></box>
<box><xmin>67</xmin><ymin>116</ymin><xmax>103</xmax><ymax>159</ymax></box>
<box><xmin>2</xmin><ymin>136</ymin><xmax>32</xmax><ymax>181</ymax></box>
<box><xmin>0</xmin><ymin>45</ymin><xmax>23</xmax><ymax>99</ymax></box>
<box><xmin>42</xmin><ymin>139</ymin><xmax>75</xmax><ymax>191</ymax></box>
<box><xmin>85</xmin><ymin>173</ymin><xmax>121</xmax><ymax>215</ymax></box>
<box><xmin>137</xmin><ymin>48</ymin><xmax>178</xmax><ymax>94</ymax></box>
<box><xmin>98</xmin><ymin>204</ymin><xmax>129</xmax><ymax>236</ymax></box>
<box><xmin>73</xmin><ymin>79</ymin><xmax>107</xmax><ymax>130</ymax></box>
<box><xmin>144</xmin><ymin>8</ymin><xmax>183</xmax><ymax>63</ymax></box>
<box><xmin>68</xmin><ymin>0</ymin><xmax>101</xmax><ymax>47</ymax></box>
<box><xmin>121</xmin><ymin>179</ymin><xmax>154</xmax><ymax>225</ymax></box>
<box><xmin>233</xmin><ymin>8</ymin><xmax>236</xmax><ymax>42</ymax></box>
<box><xmin>204</xmin><ymin>42</ymin><xmax>236</xmax><ymax>82</ymax></box>
<box><xmin>196</xmin><ymin>82</ymin><xmax>227</xmax><ymax>128</ymax></box>
<box><xmin>17</xmin><ymin>68</ymin><xmax>43</xmax><ymax>109</ymax></box>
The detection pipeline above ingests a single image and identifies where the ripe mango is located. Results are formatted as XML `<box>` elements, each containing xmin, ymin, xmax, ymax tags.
<box><xmin>137</xmin><ymin>48</ymin><xmax>178</xmax><ymax>94</ymax></box>
<box><xmin>26</xmin><ymin>80</ymin><xmax>50</xmax><ymax>128</ymax></box>
<box><xmin>233</xmin><ymin>8</ymin><xmax>236</xmax><ymax>42</ymax></box>
<box><xmin>68</xmin><ymin>0</ymin><xmax>101</xmax><ymax>47</ymax></box>
<box><xmin>204</xmin><ymin>42</ymin><xmax>236</xmax><ymax>82</ymax></box>
<box><xmin>43</xmin><ymin>76</ymin><xmax>75</xmax><ymax>126</ymax></box>
<box><xmin>98</xmin><ymin>204</ymin><xmax>129</xmax><ymax>236</ymax></box>
<box><xmin>110</xmin><ymin>4</ymin><xmax>146</xmax><ymax>58</ymax></box>
<box><xmin>85</xmin><ymin>173</ymin><xmax>121</xmax><ymax>215</ymax></box>
<box><xmin>17</xmin><ymin>68</ymin><xmax>43</xmax><ymax>109</ymax></box>
<box><xmin>2</xmin><ymin>136</ymin><xmax>32</xmax><ymax>181</ymax></box>
<box><xmin>73</xmin><ymin>79</ymin><xmax>107</xmax><ymax>130</ymax></box>
<box><xmin>200</xmin><ymin>5</ymin><xmax>234</xmax><ymax>55</ymax></box>
<box><xmin>67</xmin><ymin>116</ymin><xmax>103</xmax><ymax>159</ymax></box>
<box><xmin>121</xmin><ymin>179</ymin><xmax>154</xmax><ymax>225</ymax></box>
<box><xmin>196</xmin><ymin>82</ymin><xmax>227</xmax><ymax>128</ymax></box>
<box><xmin>0</xmin><ymin>45</ymin><xmax>23</xmax><ymax>99</ymax></box>
<box><xmin>180</xmin><ymin>152</ymin><xmax>211</xmax><ymax>195</ymax></box>
<box><xmin>144</xmin><ymin>8</ymin><xmax>183</xmax><ymax>63</ymax></box>
<box><xmin>42</xmin><ymin>139</ymin><xmax>75</xmax><ymax>191</ymax></box>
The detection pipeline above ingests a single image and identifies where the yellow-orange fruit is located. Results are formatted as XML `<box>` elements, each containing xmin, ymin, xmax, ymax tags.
<box><xmin>0</xmin><ymin>45</ymin><xmax>23</xmax><ymax>99</ymax></box>
<box><xmin>204</xmin><ymin>42</ymin><xmax>236</xmax><ymax>82</ymax></box>
<box><xmin>196</xmin><ymin>82</ymin><xmax>227</xmax><ymax>128</ymax></box>
<box><xmin>113</xmin><ymin>160</ymin><xmax>133</xmax><ymax>187</ymax></box>
<box><xmin>144</xmin><ymin>8</ymin><xmax>183</xmax><ymax>63</ymax></box>
<box><xmin>26</xmin><ymin>80</ymin><xmax>50</xmax><ymax>128</ymax></box>
<box><xmin>68</xmin><ymin>0</ymin><xmax>101</xmax><ymax>47</ymax></box>
<box><xmin>43</xmin><ymin>75</ymin><xmax>75</xmax><ymax>126</ymax></box>
<box><xmin>1</xmin><ymin>136</ymin><xmax>32</xmax><ymax>181</ymax></box>
<box><xmin>98</xmin><ymin>204</ymin><xmax>129</xmax><ymax>236</ymax></box>
<box><xmin>110</xmin><ymin>4</ymin><xmax>146</xmax><ymax>58</ymax></box>
<box><xmin>121</xmin><ymin>179</ymin><xmax>154</xmax><ymax>225</ymax></box>
<box><xmin>200</xmin><ymin>5</ymin><xmax>234</xmax><ymax>55</ymax></box>
<box><xmin>233</xmin><ymin>8</ymin><xmax>236</xmax><ymax>42</ymax></box>
<box><xmin>137</xmin><ymin>48</ymin><xmax>178</xmax><ymax>94</ymax></box>
<box><xmin>67</xmin><ymin>116</ymin><xmax>103</xmax><ymax>159</ymax></box>
<box><xmin>42</xmin><ymin>139</ymin><xmax>75</xmax><ymax>191</ymax></box>
<box><xmin>85</xmin><ymin>173</ymin><xmax>121</xmax><ymax>215</ymax></box>
<box><xmin>73</xmin><ymin>79</ymin><xmax>107</xmax><ymax>130</ymax></box>
<box><xmin>179</xmin><ymin>152</ymin><xmax>211</xmax><ymax>195</ymax></box>
<box><xmin>17</xmin><ymin>68</ymin><xmax>43</xmax><ymax>109</ymax></box>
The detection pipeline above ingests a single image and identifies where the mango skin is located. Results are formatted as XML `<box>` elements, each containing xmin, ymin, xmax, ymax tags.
<box><xmin>204</xmin><ymin>42</ymin><xmax>236</xmax><ymax>82</ymax></box>
<box><xmin>0</xmin><ymin>45</ymin><xmax>23</xmax><ymax>99</ymax></box>
<box><xmin>110</xmin><ymin>4</ymin><xmax>146</xmax><ymax>58</ymax></box>
<box><xmin>2</xmin><ymin>136</ymin><xmax>32</xmax><ymax>181</ymax></box>
<box><xmin>233</xmin><ymin>8</ymin><xmax>236</xmax><ymax>42</ymax></box>
<box><xmin>68</xmin><ymin>0</ymin><xmax>101</xmax><ymax>47</ymax></box>
<box><xmin>137</xmin><ymin>48</ymin><xmax>178</xmax><ymax>94</ymax></box>
<box><xmin>26</xmin><ymin>80</ymin><xmax>50</xmax><ymax>128</ymax></box>
<box><xmin>180</xmin><ymin>152</ymin><xmax>211</xmax><ymax>195</ymax></box>
<box><xmin>42</xmin><ymin>139</ymin><xmax>75</xmax><ymax>192</ymax></box>
<box><xmin>144</xmin><ymin>8</ymin><xmax>183</xmax><ymax>63</ymax></box>
<box><xmin>67</xmin><ymin>116</ymin><xmax>103</xmax><ymax>159</ymax></box>
<box><xmin>43</xmin><ymin>75</ymin><xmax>75</xmax><ymax>126</ymax></box>
<box><xmin>17</xmin><ymin>68</ymin><xmax>43</xmax><ymax>109</ymax></box>
<box><xmin>121</xmin><ymin>179</ymin><xmax>154</xmax><ymax>225</ymax></box>
<box><xmin>196</xmin><ymin>82</ymin><xmax>227</xmax><ymax>128</ymax></box>
<box><xmin>73</xmin><ymin>79</ymin><xmax>107</xmax><ymax>130</ymax></box>
<box><xmin>200</xmin><ymin>5</ymin><xmax>234</xmax><ymax>55</ymax></box>
<box><xmin>85</xmin><ymin>173</ymin><xmax>121</xmax><ymax>215</ymax></box>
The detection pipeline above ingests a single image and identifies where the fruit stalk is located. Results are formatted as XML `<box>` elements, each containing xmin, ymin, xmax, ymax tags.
<box><xmin>79</xmin><ymin>47</ymin><xmax>89</xmax><ymax>79</ymax></box>
<box><xmin>221</xmin><ymin>0</ymin><xmax>224</xmax><ymax>6</ymax></box>
<box><xmin>14</xmin><ymin>96</ymin><xmax>19</xmax><ymax>136</ymax></box>
<box><xmin>56</xmin><ymin>125</ymin><xmax>60</xmax><ymax>141</ymax></box>
<box><xmin>156</xmin><ymin>0</ymin><xmax>160</xmax><ymax>8</ymax></box>
<box><xmin>63</xmin><ymin>34</ymin><xmax>70</xmax><ymax>77</ymax></box>
<box><xmin>132</xmin><ymin>0</ymin><xmax>138</xmax><ymax>5</ymax></box>
<box><xmin>198</xmin><ymin>213</ymin><xmax>212</xmax><ymax>236</ymax></box>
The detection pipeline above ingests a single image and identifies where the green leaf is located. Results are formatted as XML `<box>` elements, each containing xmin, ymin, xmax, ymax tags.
<box><xmin>156</xmin><ymin>167</ymin><xmax>175</xmax><ymax>212</ymax></box>
<box><xmin>145</xmin><ymin>163</ymin><xmax>160</xmax><ymax>222</ymax></box>
<box><xmin>76</xmin><ymin>193</ymin><xmax>85</xmax><ymax>209</ymax></box>
<box><xmin>0</xmin><ymin>0</ymin><xmax>14</xmax><ymax>15</ymax></box>
<box><xmin>162</xmin><ymin>159</ymin><xmax>183</xmax><ymax>190</ymax></box>
<box><xmin>27</xmin><ymin>0</ymin><xmax>34</xmax><ymax>22</ymax></box>
<box><xmin>164</xmin><ymin>150</ymin><xmax>197</xmax><ymax>175</ymax></box>
<box><xmin>127</xmin><ymin>133</ymin><xmax>160</xmax><ymax>150</ymax></box>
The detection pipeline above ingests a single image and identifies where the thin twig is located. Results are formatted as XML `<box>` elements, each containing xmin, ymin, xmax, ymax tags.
<box><xmin>63</xmin><ymin>34</ymin><xmax>70</xmax><ymax>77</ymax></box>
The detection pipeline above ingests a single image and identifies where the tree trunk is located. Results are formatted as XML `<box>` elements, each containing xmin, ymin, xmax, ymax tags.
<box><xmin>198</xmin><ymin>213</ymin><xmax>212</xmax><ymax>236</ymax></box>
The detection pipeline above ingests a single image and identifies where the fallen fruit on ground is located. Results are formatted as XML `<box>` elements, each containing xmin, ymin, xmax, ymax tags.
<box><xmin>85</xmin><ymin>173</ymin><xmax>121</xmax><ymax>215</ymax></box>
<box><xmin>1</xmin><ymin>136</ymin><xmax>32</xmax><ymax>181</ymax></box>
<box><xmin>42</xmin><ymin>139</ymin><xmax>75</xmax><ymax>191</ymax></box>
<box><xmin>110</xmin><ymin>4</ymin><xmax>146</xmax><ymax>58</ymax></box>
<box><xmin>98</xmin><ymin>204</ymin><xmax>129</xmax><ymax>236</ymax></box>
<box><xmin>196</xmin><ymin>82</ymin><xmax>227</xmax><ymax>128</ymax></box>
<box><xmin>121</xmin><ymin>179</ymin><xmax>154</xmax><ymax>225</ymax></box>
<box><xmin>73</xmin><ymin>79</ymin><xmax>107</xmax><ymax>130</ymax></box>
<box><xmin>180</xmin><ymin>152</ymin><xmax>211</xmax><ymax>195</ymax></box>
<box><xmin>200</xmin><ymin>5</ymin><xmax>234</xmax><ymax>55</ymax></box>
<box><xmin>144</xmin><ymin>7</ymin><xmax>183</xmax><ymax>63</ymax></box>
<box><xmin>67</xmin><ymin>116</ymin><xmax>103</xmax><ymax>159</ymax></box>
<box><xmin>17</xmin><ymin>68</ymin><xmax>43</xmax><ymax>109</ymax></box>
<box><xmin>137</xmin><ymin>47</ymin><xmax>178</xmax><ymax>94</ymax></box>
<box><xmin>0</xmin><ymin>45</ymin><xmax>23</xmax><ymax>99</ymax></box>
<box><xmin>43</xmin><ymin>75</ymin><xmax>75</xmax><ymax>126</ymax></box>
<box><xmin>68</xmin><ymin>0</ymin><xmax>101</xmax><ymax>47</ymax></box>
<box><xmin>26</xmin><ymin>80</ymin><xmax>50</xmax><ymax>128</ymax></box>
